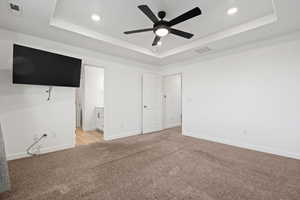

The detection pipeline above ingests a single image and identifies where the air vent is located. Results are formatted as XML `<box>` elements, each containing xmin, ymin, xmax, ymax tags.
<box><xmin>8</xmin><ymin>1</ymin><xmax>22</xmax><ymax>16</ymax></box>
<box><xmin>9</xmin><ymin>3</ymin><xmax>20</xmax><ymax>11</ymax></box>
<box><xmin>195</xmin><ymin>47</ymin><xmax>212</xmax><ymax>54</ymax></box>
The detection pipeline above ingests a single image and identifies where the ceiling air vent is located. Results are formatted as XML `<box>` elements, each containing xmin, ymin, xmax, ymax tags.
<box><xmin>9</xmin><ymin>3</ymin><xmax>20</xmax><ymax>11</ymax></box>
<box><xmin>8</xmin><ymin>1</ymin><xmax>22</xmax><ymax>16</ymax></box>
<box><xmin>195</xmin><ymin>47</ymin><xmax>212</xmax><ymax>55</ymax></box>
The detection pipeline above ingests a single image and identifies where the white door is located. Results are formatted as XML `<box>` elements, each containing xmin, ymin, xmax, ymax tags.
<box><xmin>163</xmin><ymin>74</ymin><xmax>182</xmax><ymax>129</ymax></box>
<box><xmin>142</xmin><ymin>73</ymin><xmax>162</xmax><ymax>134</ymax></box>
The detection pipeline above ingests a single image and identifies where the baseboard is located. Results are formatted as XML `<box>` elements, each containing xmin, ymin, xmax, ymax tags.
<box><xmin>164</xmin><ymin>124</ymin><xmax>181</xmax><ymax>129</ymax></box>
<box><xmin>7</xmin><ymin>144</ymin><xmax>75</xmax><ymax>161</ymax></box>
<box><xmin>104</xmin><ymin>130</ymin><xmax>141</xmax><ymax>141</ymax></box>
<box><xmin>164</xmin><ymin>125</ymin><xmax>181</xmax><ymax>130</ymax></box>
<box><xmin>183</xmin><ymin>132</ymin><xmax>300</xmax><ymax>160</ymax></box>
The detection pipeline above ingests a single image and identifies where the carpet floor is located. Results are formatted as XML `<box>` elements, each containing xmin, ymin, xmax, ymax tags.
<box><xmin>1</xmin><ymin>127</ymin><xmax>300</xmax><ymax>200</ymax></box>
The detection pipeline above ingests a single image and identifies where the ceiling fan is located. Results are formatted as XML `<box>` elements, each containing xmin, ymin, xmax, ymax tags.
<box><xmin>124</xmin><ymin>5</ymin><xmax>202</xmax><ymax>46</ymax></box>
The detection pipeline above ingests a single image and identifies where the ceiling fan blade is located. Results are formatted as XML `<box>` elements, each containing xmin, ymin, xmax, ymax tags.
<box><xmin>168</xmin><ymin>7</ymin><xmax>202</xmax><ymax>27</ymax></box>
<box><xmin>124</xmin><ymin>28</ymin><xmax>154</xmax><ymax>34</ymax></box>
<box><xmin>138</xmin><ymin>5</ymin><xmax>159</xmax><ymax>23</ymax></box>
<box><xmin>170</xmin><ymin>28</ymin><xmax>194</xmax><ymax>39</ymax></box>
<box><xmin>152</xmin><ymin>36</ymin><xmax>160</xmax><ymax>46</ymax></box>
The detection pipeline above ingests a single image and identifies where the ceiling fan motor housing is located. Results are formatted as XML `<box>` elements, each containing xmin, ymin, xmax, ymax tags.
<box><xmin>153</xmin><ymin>20</ymin><xmax>170</xmax><ymax>34</ymax></box>
<box><xmin>154</xmin><ymin>11</ymin><xmax>169</xmax><ymax>35</ymax></box>
<box><xmin>158</xmin><ymin>11</ymin><xmax>166</xmax><ymax>19</ymax></box>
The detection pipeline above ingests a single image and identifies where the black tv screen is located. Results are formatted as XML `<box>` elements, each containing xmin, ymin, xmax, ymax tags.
<box><xmin>13</xmin><ymin>44</ymin><xmax>82</xmax><ymax>87</ymax></box>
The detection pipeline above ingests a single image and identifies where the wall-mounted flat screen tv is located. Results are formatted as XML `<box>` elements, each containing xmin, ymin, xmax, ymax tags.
<box><xmin>13</xmin><ymin>44</ymin><xmax>82</xmax><ymax>88</ymax></box>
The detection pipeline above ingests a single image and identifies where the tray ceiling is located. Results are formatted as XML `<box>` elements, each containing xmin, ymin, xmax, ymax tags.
<box><xmin>1</xmin><ymin>0</ymin><xmax>299</xmax><ymax>65</ymax></box>
<box><xmin>51</xmin><ymin>0</ymin><xmax>277</xmax><ymax>58</ymax></box>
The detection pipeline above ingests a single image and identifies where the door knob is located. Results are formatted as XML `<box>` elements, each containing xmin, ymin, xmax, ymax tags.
<box><xmin>144</xmin><ymin>105</ymin><xmax>147</xmax><ymax>108</ymax></box>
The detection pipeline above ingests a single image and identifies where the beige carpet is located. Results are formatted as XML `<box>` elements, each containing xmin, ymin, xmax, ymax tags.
<box><xmin>1</xmin><ymin>127</ymin><xmax>300</xmax><ymax>200</ymax></box>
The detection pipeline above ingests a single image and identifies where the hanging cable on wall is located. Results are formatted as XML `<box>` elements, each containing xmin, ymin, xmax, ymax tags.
<box><xmin>26</xmin><ymin>134</ymin><xmax>47</xmax><ymax>156</ymax></box>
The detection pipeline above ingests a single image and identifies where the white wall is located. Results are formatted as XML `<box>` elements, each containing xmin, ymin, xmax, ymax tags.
<box><xmin>82</xmin><ymin>65</ymin><xmax>104</xmax><ymax>131</ymax></box>
<box><xmin>163</xmin><ymin>74</ymin><xmax>182</xmax><ymax>129</ymax></box>
<box><xmin>0</xmin><ymin>28</ymin><xmax>159</xmax><ymax>160</ymax></box>
<box><xmin>162</xmin><ymin>37</ymin><xmax>300</xmax><ymax>159</ymax></box>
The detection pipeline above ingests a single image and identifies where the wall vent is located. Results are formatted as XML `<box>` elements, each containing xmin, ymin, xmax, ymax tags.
<box><xmin>195</xmin><ymin>47</ymin><xmax>212</xmax><ymax>55</ymax></box>
<box><xmin>9</xmin><ymin>3</ymin><xmax>20</xmax><ymax>11</ymax></box>
<box><xmin>8</xmin><ymin>1</ymin><xmax>22</xmax><ymax>16</ymax></box>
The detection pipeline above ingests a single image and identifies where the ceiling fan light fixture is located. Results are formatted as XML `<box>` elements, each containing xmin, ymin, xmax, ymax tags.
<box><xmin>155</xmin><ymin>27</ymin><xmax>169</xmax><ymax>37</ymax></box>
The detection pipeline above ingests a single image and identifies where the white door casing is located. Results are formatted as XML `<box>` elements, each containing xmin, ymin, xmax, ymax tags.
<box><xmin>163</xmin><ymin>74</ymin><xmax>182</xmax><ymax>129</ymax></box>
<box><xmin>83</xmin><ymin>65</ymin><xmax>104</xmax><ymax>131</ymax></box>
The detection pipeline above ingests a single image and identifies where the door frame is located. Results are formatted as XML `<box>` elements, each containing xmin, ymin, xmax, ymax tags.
<box><xmin>75</xmin><ymin>64</ymin><xmax>105</xmax><ymax>133</ymax></box>
<box><xmin>162</xmin><ymin>73</ymin><xmax>183</xmax><ymax>130</ymax></box>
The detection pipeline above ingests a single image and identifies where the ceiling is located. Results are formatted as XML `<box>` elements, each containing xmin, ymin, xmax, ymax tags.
<box><xmin>0</xmin><ymin>0</ymin><xmax>299</xmax><ymax>66</ymax></box>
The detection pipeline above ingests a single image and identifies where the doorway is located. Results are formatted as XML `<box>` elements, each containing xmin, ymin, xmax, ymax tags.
<box><xmin>75</xmin><ymin>65</ymin><xmax>104</xmax><ymax>146</ymax></box>
<box><xmin>162</xmin><ymin>74</ymin><xmax>182</xmax><ymax>129</ymax></box>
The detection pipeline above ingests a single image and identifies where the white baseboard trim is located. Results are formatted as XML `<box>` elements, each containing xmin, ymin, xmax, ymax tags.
<box><xmin>104</xmin><ymin>130</ymin><xmax>141</xmax><ymax>141</ymax></box>
<box><xmin>164</xmin><ymin>123</ymin><xmax>181</xmax><ymax>130</ymax></box>
<box><xmin>164</xmin><ymin>125</ymin><xmax>181</xmax><ymax>130</ymax></box>
<box><xmin>7</xmin><ymin>144</ymin><xmax>75</xmax><ymax>161</ymax></box>
<box><xmin>183</xmin><ymin>132</ymin><xmax>300</xmax><ymax>160</ymax></box>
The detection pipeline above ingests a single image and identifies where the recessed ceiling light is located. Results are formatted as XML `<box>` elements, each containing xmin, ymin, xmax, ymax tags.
<box><xmin>227</xmin><ymin>7</ymin><xmax>238</xmax><ymax>15</ymax></box>
<box><xmin>157</xmin><ymin>41</ymin><xmax>162</xmax><ymax>46</ymax></box>
<box><xmin>91</xmin><ymin>14</ymin><xmax>101</xmax><ymax>22</ymax></box>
